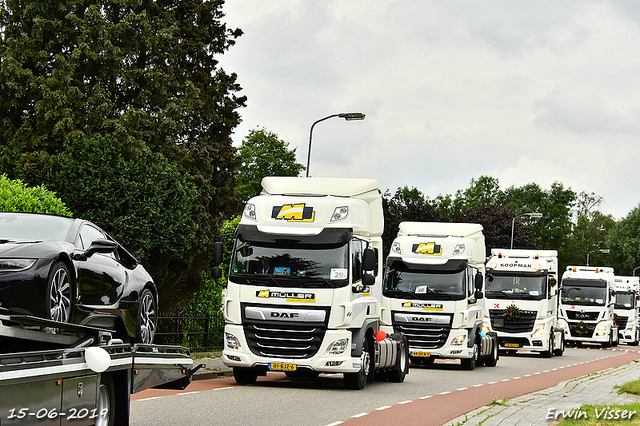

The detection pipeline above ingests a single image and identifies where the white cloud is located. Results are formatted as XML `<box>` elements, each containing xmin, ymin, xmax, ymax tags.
<box><xmin>220</xmin><ymin>0</ymin><xmax>640</xmax><ymax>220</ymax></box>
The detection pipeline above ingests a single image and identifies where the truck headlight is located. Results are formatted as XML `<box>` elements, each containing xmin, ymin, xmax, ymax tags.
<box><xmin>225</xmin><ymin>332</ymin><xmax>241</xmax><ymax>350</ymax></box>
<box><xmin>596</xmin><ymin>323</ymin><xmax>608</xmax><ymax>336</ymax></box>
<box><xmin>451</xmin><ymin>335</ymin><xmax>466</xmax><ymax>346</ymax></box>
<box><xmin>533</xmin><ymin>327</ymin><xmax>547</xmax><ymax>337</ymax></box>
<box><xmin>325</xmin><ymin>338</ymin><xmax>349</xmax><ymax>355</ymax></box>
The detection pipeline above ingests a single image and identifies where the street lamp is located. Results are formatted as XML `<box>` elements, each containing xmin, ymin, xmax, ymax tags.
<box><xmin>586</xmin><ymin>248</ymin><xmax>610</xmax><ymax>266</ymax></box>
<box><xmin>633</xmin><ymin>266</ymin><xmax>640</xmax><ymax>276</ymax></box>
<box><xmin>510</xmin><ymin>212</ymin><xmax>543</xmax><ymax>249</ymax></box>
<box><xmin>306</xmin><ymin>112</ymin><xmax>366</xmax><ymax>177</ymax></box>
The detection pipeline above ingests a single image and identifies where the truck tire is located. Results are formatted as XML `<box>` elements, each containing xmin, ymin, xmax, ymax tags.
<box><xmin>540</xmin><ymin>334</ymin><xmax>553</xmax><ymax>358</ymax></box>
<box><xmin>233</xmin><ymin>367</ymin><xmax>258</xmax><ymax>385</ymax></box>
<box><xmin>553</xmin><ymin>334</ymin><xmax>565</xmax><ymax>356</ymax></box>
<box><xmin>460</xmin><ymin>339</ymin><xmax>478</xmax><ymax>371</ymax></box>
<box><xmin>387</xmin><ymin>335</ymin><xmax>409</xmax><ymax>383</ymax></box>
<box><xmin>344</xmin><ymin>337</ymin><xmax>372</xmax><ymax>390</ymax></box>
<box><xmin>484</xmin><ymin>338</ymin><xmax>499</xmax><ymax>367</ymax></box>
<box><xmin>95</xmin><ymin>374</ymin><xmax>115</xmax><ymax>426</ymax></box>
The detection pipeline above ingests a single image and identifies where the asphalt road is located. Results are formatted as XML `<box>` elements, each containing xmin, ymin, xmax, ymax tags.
<box><xmin>130</xmin><ymin>346</ymin><xmax>639</xmax><ymax>426</ymax></box>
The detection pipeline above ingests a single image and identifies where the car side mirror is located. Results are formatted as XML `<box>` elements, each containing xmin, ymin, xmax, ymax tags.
<box><xmin>85</xmin><ymin>239</ymin><xmax>118</xmax><ymax>258</ymax></box>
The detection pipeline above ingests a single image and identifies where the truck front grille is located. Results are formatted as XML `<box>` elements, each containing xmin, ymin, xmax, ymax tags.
<box><xmin>243</xmin><ymin>321</ymin><xmax>326</xmax><ymax>359</ymax></box>
<box><xmin>616</xmin><ymin>315</ymin><xmax>629</xmax><ymax>329</ymax></box>
<box><xmin>568</xmin><ymin>321</ymin><xmax>595</xmax><ymax>338</ymax></box>
<box><xmin>489</xmin><ymin>309</ymin><xmax>537</xmax><ymax>333</ymax></box>
<box><xmin>392</xmin><ymin>314</ymin><xmax>451</xmax><ymax>350</ymax></box>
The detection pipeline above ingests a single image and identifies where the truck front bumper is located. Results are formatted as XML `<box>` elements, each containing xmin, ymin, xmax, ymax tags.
<box><xmin>222</xmin><ymin>324</ymin><xmax>361</xmax><ymax>374</ymax></box>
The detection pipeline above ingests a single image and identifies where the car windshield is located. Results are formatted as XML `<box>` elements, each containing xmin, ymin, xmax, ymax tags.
<box><xmin>615</xmin><ymin>293</ymin><xmax>636</xmax><ymax>310</ymax></box>
<box><xmin>230</xmin><ymin>237</ymin><xmax>349</xmax><ymax>288</ymax></box>
<box><xmin>561</xmin><ymin>278</ymin><xmax>607</xmax><ymax>306</ymax></box>
<box><xmin>0</xmin><ymin>213</ymin><xmax>73</xmax><ymax>242</ymax></box>
<box><xmin>485</xmin><ymin>275</ymin><xmax>546</xmax><ymax>300</ymax></box>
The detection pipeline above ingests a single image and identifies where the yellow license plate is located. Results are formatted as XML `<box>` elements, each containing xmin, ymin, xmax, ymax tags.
<box><xmin>504</xmin><ymin>343</ymin><xmax>520</xmax><ymax>348</ymax></box>
<box><xmin>269</xmin><ymin>363</ymin><xmax>297</xmax><ymax>371</ymax></box>
<box><xmin>411</xmin><ymin>351</ymin><xmax>431</xmax><ymax>357</ymax></box>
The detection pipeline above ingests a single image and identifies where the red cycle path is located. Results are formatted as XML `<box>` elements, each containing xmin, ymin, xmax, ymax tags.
<box><xmin>343</xmin><ymin>350</ymin><xmax>640</xmax><ymax>426</ymax></box>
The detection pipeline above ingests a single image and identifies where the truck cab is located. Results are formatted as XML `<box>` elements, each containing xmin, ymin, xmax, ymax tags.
<box><xmin>613</xmin><ymin>276</ymin><xmax>640</xmax><ymax>345</ymax></box>
<box><xmin>558</xmin><ymin>266</ymin><xmax>618</xmax><ymax>347</ymax></box>
<box><xmin>380</xmin><ymin>222</ymin><xmax>498</xmax><ymax>370</ymax></box>
<box><xmin>221</xmin><ymin>177</ymin><xmax>408</xmax><ymax>389</ymax></box>
<box><xmin>484</xmin><ymin>249</ymin><xmax>564</xmax><ymax>357</ymax></box>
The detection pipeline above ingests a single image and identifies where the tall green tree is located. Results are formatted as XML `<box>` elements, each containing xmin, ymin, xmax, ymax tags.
<box><xmin>235</xmin><ymin>128</ymin><xmax>305</xmax><ymax>205</ymax></box>
<box><xmin>48</xmin><ymin>135</ymin><xmax>197</xmax><ymax>300</ymax></box>
<box><xmin>606</xmin><ymin>205</ymin><xmax>639</xmax><ymax>275</ymax></box>
<box><xmin>0</xmin><ymin>0</ymin><xmax>246</xmax><ymax>307</ymax></box>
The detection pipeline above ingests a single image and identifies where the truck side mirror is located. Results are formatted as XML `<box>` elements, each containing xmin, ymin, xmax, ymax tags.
<box><xmin>362</xmin><ymin>248</ymin><xmax>376</xmax><ymax>272</ymax></box>
<box><xmin>549</xmin><ymin>277</ymin><xmax>557</xmax><ymax>287</ymax></box>
<box><xmin>213</xmin><ymin>241</ymin><xmax>224</xmax><ymax>265</ymax></box>
<box><xmin>474</xmin><ymin>290</ymin><xmax>484</xmax><ymax>300</ymax></box>
<box><xmin>475</xmin><ymin>272</ymin><xmax>483</xmax><ymax>291</ymax></box>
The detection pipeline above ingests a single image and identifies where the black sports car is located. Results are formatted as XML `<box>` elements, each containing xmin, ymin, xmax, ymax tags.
<box><xmin>0</xmin><ymin>212</ymin><xmax>157</xmax><ymax>344</ymax></box>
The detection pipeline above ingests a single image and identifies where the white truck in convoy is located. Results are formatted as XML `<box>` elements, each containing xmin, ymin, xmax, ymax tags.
<box><xmin>613</xmin><ymin>276</ymin><xmax>640</xmax><ymax>345</ymax></box>
<box><xmin>0</xmin><ymin>314</ymin><xmax>198</xmax><ymax>426</ymax></box>
<box><xmin>380</xmin><ymin>222</ymin><xmax>499</xmax><ymax>370</ymax></box>
<box><xmin>558</xmin><ymin>266</ymin><xmax>619</xmax><ymax>347</ymax></box>
<box><xmin>484</xmin><ymin>249</ymin><xmax>564</xmax><ymax>357</ymax></box>
<box><xmin>219</xmin><ymin>177</ymin><xmax>409</xmax><ymax>390</ymax></box>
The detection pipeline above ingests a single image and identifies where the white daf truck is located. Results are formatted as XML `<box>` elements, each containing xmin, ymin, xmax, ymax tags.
<box><xmin>558</xmin><ymin>266</ymin><xmax>619</xmax><ymax>347</ymax></box>
<box><xmin>380</xmin><ymin>222</ymin><xmax>499</xmax><ymax>370</ymax></box>
<box><xmin>218</xmin><ymin>177</ymin><xmax>409</xmax><ymax>390</ymax></box>
<box><xmin>484</xmin><ymin>249</ymin><xmax>564</xmax><ymax>357</ymax></box>
<box><xmin>613</xmin><ymin>276</ymin><xmax>640</xmax><ymax>345</ymax></box>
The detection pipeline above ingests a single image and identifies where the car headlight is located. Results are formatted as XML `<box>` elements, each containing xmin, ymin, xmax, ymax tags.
<box><xmin>0</xmin><ymin>258</ymin><xmax>36</xmax><ymax>272</ymax></box>
<box><xmin>325</xmin><ymin>338</ymin><xmax>349</xmax><ymax>355</ymax></box>
<box><xmin>225</xmin><ymin>332</ymin><xmax>241</xmax><ymax>350</ymax></box>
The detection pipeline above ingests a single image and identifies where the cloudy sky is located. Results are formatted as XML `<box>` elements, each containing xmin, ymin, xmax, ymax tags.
<box><xmin>218</xmin><ymin>1</ymin><xmax>640</xmax><ymax>220</ymax></box>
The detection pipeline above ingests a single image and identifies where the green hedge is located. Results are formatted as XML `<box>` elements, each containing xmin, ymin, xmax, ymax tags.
<box><xmin>0</xmin><ymin>175</ymin><xmax>71</xmax><ymax>216</ymax></box>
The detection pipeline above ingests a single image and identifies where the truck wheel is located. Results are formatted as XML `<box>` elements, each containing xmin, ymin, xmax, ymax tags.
<box><xmin>233</xmin><ymin>367</ymin><xmax>258</xmax><ymax>384</ymax></box>
<box><xmin>484</xmin><ymin>339</ymin><xmax>499</xmax><ymax>367</ymax></box>
<box><xmin>388</xmin><ymin>335</ymin><xmax>409</xmax><ymax>383</ymax></box>
<box><xmin>95</xmin><ymin>374</ymin><xmax>115</xmax><ymax>426</ymax></box>
<box><xmin>461</xmin><ymin>340</ymin><xmax>478</xmax><ymax>371</ymax></box>
<box><xmin>553</xmin><ymin>335</ymin><xmax>565</xmax><ymax>356</ymax></box>
<box><xmin>344</xmin><ymin>337</ymin><xmax>372</xmax><ymax>390</ymax></box>
<box><xmin>540</xmin><ymin>334</ymin><xmax>553</xmax><ymax>358</ymax></box>
<box><xmin>602</xmin><ymin>333</ymin><xmax>613</xmax><ymax>348</ymax></box>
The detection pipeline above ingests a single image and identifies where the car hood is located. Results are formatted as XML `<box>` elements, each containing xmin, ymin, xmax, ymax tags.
<box><xmin>0</xmin><ymin>240</ymin><xmax>72</xmax><ymax>258</ymax></box>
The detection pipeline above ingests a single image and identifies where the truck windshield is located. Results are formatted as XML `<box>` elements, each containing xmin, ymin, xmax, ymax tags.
<box><xmin>615</xmin><ymin>293</ymin><xmax>636</xmax><ymax>310</ymax></box>
<box><xmin>383</xmin><ymin>260</ymin><xmax>466</xmax><ymax>301</ymax></box>
<box><xmin>230</xmin><ymin>238</ymin><xmax>349</xmax><ymax>288</ymax></box>
<box><xmin>485</xmin><ymin>275</ymin><xmax>546</xmax><ymax>300</ymax></box>
<box><xmin>561</xmin><ymin>279</ymin><xmax>607</xmax><ymax>306</ymax></box>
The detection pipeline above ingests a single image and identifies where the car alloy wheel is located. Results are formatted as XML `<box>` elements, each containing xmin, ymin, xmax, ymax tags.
<box><xmin>137</xmin><ymin>289</ymin><xmax>157</xmax><ymax>344</ymax></box>
<box><xmin>48</xmin><ymin>262</ymin><xmax>72</xmax><ymax>323</ymax></box>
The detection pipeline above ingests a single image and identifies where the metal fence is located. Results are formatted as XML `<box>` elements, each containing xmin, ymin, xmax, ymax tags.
<box><xmin>155</xmin><ymin>311</ymin><xmax>225</xmax><ymax>351</ymax></box>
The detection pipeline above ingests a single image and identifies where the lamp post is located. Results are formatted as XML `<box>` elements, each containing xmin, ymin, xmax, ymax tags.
<box><xmin>586</xmin><ymin>248</ymin><xmax>610</xmax><ymax>266</ymax></box>
<box><xmin>510</xmin><ymin>212</ymin><xmax>543</xmax><ymax>249</ymax></box>
<box><xmin>306</xmin><ymin>112</ymin><xmax>366</xmax><ymax>177</ymax></box>
<box><xmin>633</xmin><ymin>266</ymin><xmax>640</xmax><ymax>276</ymax></box>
